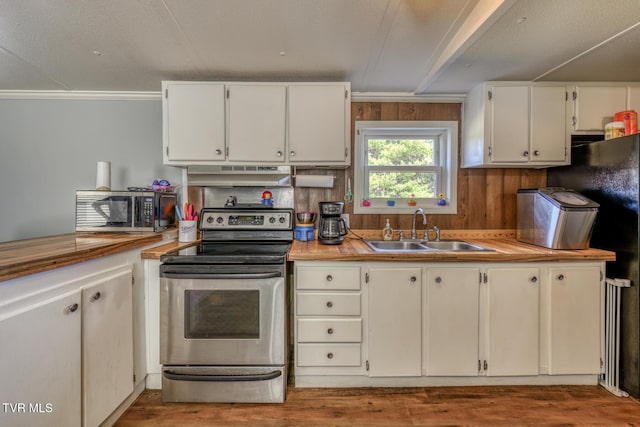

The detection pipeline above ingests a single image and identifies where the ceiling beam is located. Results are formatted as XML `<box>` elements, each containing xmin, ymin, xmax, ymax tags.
<box><xmin>414</xmin><ymin>0</ymin><xmax>517</xmax><ymax>94</ymax></box>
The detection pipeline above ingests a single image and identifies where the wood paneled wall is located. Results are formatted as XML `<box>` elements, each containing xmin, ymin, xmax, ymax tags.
<box><xmin>293</xmin><ymin>102</ymin><xmax>546</xmax><ymax>230</ymax></box>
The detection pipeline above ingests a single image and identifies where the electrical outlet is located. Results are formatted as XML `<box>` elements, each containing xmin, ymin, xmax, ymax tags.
<box><xmin>342</xmin><ymin>213</ymin><xmax>350</xmax><ymax>228</ymax></box>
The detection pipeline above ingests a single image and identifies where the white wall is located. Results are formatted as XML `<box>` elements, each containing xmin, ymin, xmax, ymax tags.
<box><xmin>0</xmin><ymin>97</ymin><xmax>182</xmax><ymax>242</ymax></box>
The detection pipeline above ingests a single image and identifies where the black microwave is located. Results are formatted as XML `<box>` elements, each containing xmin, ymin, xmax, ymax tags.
<box><xmin>76</xmin><ymin>190</ymin><xmax>177</xmax><ymax>232</ymax></box>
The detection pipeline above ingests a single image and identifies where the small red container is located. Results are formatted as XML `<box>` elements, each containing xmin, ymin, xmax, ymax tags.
<box><xmin>614</xmin><ymin>110</ymin><xmax>638</xmax><ymax>136</ymax></box>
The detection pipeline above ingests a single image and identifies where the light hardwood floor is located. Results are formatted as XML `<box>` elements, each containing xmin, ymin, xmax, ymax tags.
<box><xmin>115</xmin><ymin>385</ymin><xmax>640</xmax><ymax>426</ymax></box>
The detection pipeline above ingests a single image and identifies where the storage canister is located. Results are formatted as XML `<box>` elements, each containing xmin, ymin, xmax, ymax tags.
<box><xmin>295</xmin><ymin>224</ymin><xmax>315</xmax><ymax>241</ymax></box>
<box><xmin>614</xmin><ymin>110</ymin><xmax>638</xmax><ymax>136</ymax></box>
<box><xmin>605</xmin><ymin>121</ymin><xmax>625</xmax><ymax>140</ymax></box>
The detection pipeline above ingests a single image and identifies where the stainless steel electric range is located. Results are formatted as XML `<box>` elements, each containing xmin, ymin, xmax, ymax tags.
<box><xmin>159</xmin><ymin>206</ymin><xmax>293</xmax><ymax>403</ymax></box>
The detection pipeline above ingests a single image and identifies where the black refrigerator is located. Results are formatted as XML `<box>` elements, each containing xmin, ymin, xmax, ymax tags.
<box><xmin>548</xmin><ymin>134</ymin><xmax>640</xmax><ymax>397</ymax></box>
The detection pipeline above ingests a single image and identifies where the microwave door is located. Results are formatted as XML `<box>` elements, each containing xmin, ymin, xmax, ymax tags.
<box><xmin>92</xmin><ymin>197</ymin><xmax>132</xmax><ymax>226</ymax></box>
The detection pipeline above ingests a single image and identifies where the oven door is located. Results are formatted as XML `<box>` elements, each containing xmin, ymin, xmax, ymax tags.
<box><xmin>160</xmin><ymin>267</ymin><xmax>285</xmax><ymax>366</ymax></box>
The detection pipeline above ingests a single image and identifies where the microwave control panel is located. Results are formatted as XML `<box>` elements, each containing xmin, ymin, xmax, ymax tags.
<box><xmin>200</xmin><ymin>209</ymin><xmax>292</xmax><ymax>230</ymax></box>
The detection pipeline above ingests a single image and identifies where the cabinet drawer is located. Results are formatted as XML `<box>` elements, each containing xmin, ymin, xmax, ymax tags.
<box><xmin>297</xmin><ymin>318</ymin><xmax>362</xmax><ymax>342</ymax></box>
<box><xmin>297</xmin><ymin>293</ymin><xmax>361</xmax><ymax>316</ymax></box>
<box><xmin>296</xmin><ymin>266</ymin><xmax>360</xmax><ymax>290</ymax></box>
<box><xmin>297</xmin><ymin>343</ymin><xmax>361</xmax><ymax>367</ymax></box>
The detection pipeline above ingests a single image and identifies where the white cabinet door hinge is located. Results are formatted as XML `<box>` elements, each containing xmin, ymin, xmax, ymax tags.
<box><xmin>365</xmin><ymin>272</ymin><xmax>369</xmax><ymax>283</ymax></box>
<box><xmin>572</xmin><ymin>91</ymin><xmax>577</xmax><ymax>101</ymax></box>
<box><xmin>483</xmin><ymin>273</ymin><xmax>488</xmax><ymax>284</ymax></box>
<box><xmin>366</xmin><ymin>360</ymin><xmax>369</xmax><ymax>371</ymax></box>
<box><xmin>164</xmin><ymin>89</ymin><xmax>168</xmax><ymax>98</ymax></box>
<box><xmin>483</xmin><ymin>360</ymin><xmax>488</xmax><ymax>371</ymax></box>
<box><xmin>488</xmin><ymin>90</ymin><xmax>493</xmax><ymax>101</ymax></box>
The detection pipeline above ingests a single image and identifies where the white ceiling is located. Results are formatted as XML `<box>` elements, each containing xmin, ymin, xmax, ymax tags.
<box><xmin>1</xmin><ymin>0</ymin><xmax>639</xmax><ymax>95</ymax></box>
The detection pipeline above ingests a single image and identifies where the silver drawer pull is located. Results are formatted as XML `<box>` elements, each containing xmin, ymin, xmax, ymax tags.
<box><xmin>326</xmin><ymin>274</ymin><xmax>333</xmax><ymax>282</ymax></box>
<box><xmin>557</xmin><ymin>274</ymin><xmax>565</xmax><ymax>281</ymax></box>
<box><xmin>327</xmin><ymin>353</ymin><xmax>334</xmax><ymax>359</ymax></box>
<box><xmin>67</xmin><ymin>303</ymin><xmax>79</xmax><ymax>313</ymax></box>
<box><xmin>326</xmin><ymin>301</ymin><xmax>333</xmax><ymax>308</ymax></box>
<box><xmin>215</xmin><ymin>149</ymin><xmax>222</xmax><ymax>155</ymax></box>
<box><xmin>530</xmin><ymin>276</ymin><xmax>538</xmax><ymax>283</ymax></box>
<box><xmin>410</xmin><ymin>276</ymin><xmax>417</xmax><ymax>283</ymax></box>
<box><xmin>91</xmin><ymin>292</ymin><xmax>101</xmax><ymax>301</ymax></box>
<box><xmin>327</xmin><ymin>328</ymin><xmax>334</xmax><ymax>335</ymax></box>
<box><xmin>435</xmin><ymin>276</ymin><xmax>442</xmax><ymax>284</ymax></box>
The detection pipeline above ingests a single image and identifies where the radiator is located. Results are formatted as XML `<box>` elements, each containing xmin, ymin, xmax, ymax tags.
<box><xmin>600</xmin><ymin>278</ymin><xmax>631</xmax><ymax>397</ymax></box>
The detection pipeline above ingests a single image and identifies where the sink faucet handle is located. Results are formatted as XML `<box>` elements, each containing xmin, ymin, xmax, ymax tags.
<box><xmin>394</xmin><ymin>229</ymin><xmax>405</xmax><ymax>241</ymax></box>
<box><xmin>423</xmin><ymin>226</ymin><xmax>441</xmax><ymax>242</ymax></box>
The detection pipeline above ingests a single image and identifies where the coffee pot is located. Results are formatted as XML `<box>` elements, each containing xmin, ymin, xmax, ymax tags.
<box><xmin>317</xmin><ymin>201</ymin><xmax>348</xmax><ymax>245</ymax></box>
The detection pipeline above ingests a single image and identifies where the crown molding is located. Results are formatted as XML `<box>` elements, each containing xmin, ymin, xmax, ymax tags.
<box><xmin>0</xmin><ymin>91</ymin><xmax>161</xmax><ymax>100</ymax></box>
<box><xmin>351</xmin><ymin>92</ymin><xmax>465</xmax><ymax>103</ymax></box>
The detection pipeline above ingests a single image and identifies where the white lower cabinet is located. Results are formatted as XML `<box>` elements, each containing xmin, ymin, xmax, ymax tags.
<box><xmin>425</xmin><ymin>267</ymin><xmax>480</xmax><ymax>376</ymax></box>
<box><xmin>547</xmin><ymin>266</ymin><xmax>601</xmax><ymax>374</ymax></box>
<box><xmin>294</xmin><ymin>261</ymin><xmax>603</xmax><ymax>387</ymax></box>
<box><xmin>295</xmin><ymin>264</ymin><xmax>364</xmax><ymax>374</ymax></box>
<box><xmin>367</xmin><ymin>267</ymin><xmax>422</xmax><ymax>377</ymax></box>
<box><xmin>484</xmin><ymin>267</ymin><xmax>540</xmax><ymax>376</ymax></box>
<box><xmin>0</xmin><ymin>291</ymin><xmax>82</xmax><ymax>427</ymax></box>
<box><xmin>82</xmin><ymin>267</ymin><xmax>134</xmax><ymax>427</ymax></box>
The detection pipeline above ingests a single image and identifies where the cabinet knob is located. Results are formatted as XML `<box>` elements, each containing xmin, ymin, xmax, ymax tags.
<box><xmin>326</xmin><ymin>274</ymin><xmax>333</xmax><ymax>282</ymax></box>
<box><xmin>410</xmin><ymin>276</ymin><xmax>417</xmax><ymax>283</ymax></box>
<box><xmin>215</xmin><ymin>149</ymin><xmax>222</xmax><ymax>155</ymax></box>
<box><xmin>276</xmin><ymin>150</ymin><xmax>283</xmax><ymax>157</ymax></box>
<box><xmin>327</xmin><ymin>352</ymin><xmax>334</xmax><ymax>359</ymax></box>
<box><xmin>435</xmin><ymin>276</ymin><xmax>442</xmax><ymax>284</ymax></box>
<box><xmin>91</xmin><ymin>292</ymin><xmax>101</xmax><ymax>301</ymax></box>
<box><xmin>326</xmin><ymin>301</ymin><xmax>333</xmax><ymax>308</ymax></box>
<box><xmin>290</xmin><ymin>150</ymin><xmax>296</xmax><ymax>157</ymax></box>
<box><xmin>523</xmin><ymin>150</ymin><xmax>529</xmax><ymax>157</ymax></box>
<box><xmin>557</xmin><ymin>274</ymin><xmax>565</xmax><ymax>281</ymax></box>
<box><xmin>530</xmin><ymin>276</ymin><xmax>538</xmax><ymax>283</ymax></box>
<box><xmin>67</xmin><ymin>303</ymin><xmax>79</xmax><ymax>313</ymax></box>
<box><xmin>327</xmin><ymin>328</ymin><xmax>334</xmax><ymax>335</ymax></box>
<box><xmin>534</xmin><ymin>150</ymin><xmax>540</xmax><ymax>156</ymax></box>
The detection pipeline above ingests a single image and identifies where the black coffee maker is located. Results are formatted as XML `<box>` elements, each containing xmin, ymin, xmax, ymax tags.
<box><xmin>317</xmin><ymin>201</ymin><xmax>348</xmax><ymax>245</ymax></box>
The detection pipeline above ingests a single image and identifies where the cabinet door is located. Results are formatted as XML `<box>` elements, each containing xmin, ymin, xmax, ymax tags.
<box><xmin>485</xmin><ymin>267</ymin><xmax>539</xmax><ymax>376</ymax></box>
<box><xmin>0</xmin><ymin>291</ymin><xmax>81</xmax><ymax>427</ymax></box>
<box><xmin>489</xmin><ymin>85</ymin><xmax>529</xmax><ymax>163</ymax></box>
<box><xmin>425</xmin><ymin>267</ymin><xmax>480</xmax><ymax>376</ymax></box>
<box><xmin>629</xmin><ymin>86</ymin><xmax>640</xmax><ymax>114</ymax></box>
<box><xmin>288</xmin><ymin>84</ymin><xmax>348</xmax><ymax>164</ymax></box>
<box><xmin>573</xmin><ymin>86</ymin><xmax>627</xmax><ymax>131</ymax></box>
<box><xmin>548</xmin><ymin>266</ymin><xmax>601</xmax><ymax>374</ymax></box>
<box><xmin>367</xmin><ymin>267</ymin><xmax>421</xmax><ymax>377</ymax></box>
<box><xmin>82</xmin><ymin>268</ymin><xmax>133</xmax><ymax>427</ymax></box>
<box><xmin>227</xmin><ymin>84</ymin><xmax>286</xmax><ymax>162</ymax></box>
<box><xmin>530</xmin><ymin>86</ymin><xmax>568</xmax><ymax>163</ymax></box>
<box><xmin>164</xmin><ymin>82</ymin><xmax>226</xmax><ymax>162</ymax></box>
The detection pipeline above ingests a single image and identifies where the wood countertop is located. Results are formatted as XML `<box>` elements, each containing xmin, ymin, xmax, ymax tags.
<box><xmin>0</xmin><ymin>232</ymin><xmax>166</xmax><ymax>282</ymax></box>
<box><xmin>287</xmin><ymin>230</ymin><xmax>616</xmax><ymax>263</ymax></box>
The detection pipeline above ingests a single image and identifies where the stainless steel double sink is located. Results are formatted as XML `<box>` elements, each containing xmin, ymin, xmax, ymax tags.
<box><xmin>365</xmin><ymin>239</ymin><xmax>494</xmax><ymax>252</ymax></box>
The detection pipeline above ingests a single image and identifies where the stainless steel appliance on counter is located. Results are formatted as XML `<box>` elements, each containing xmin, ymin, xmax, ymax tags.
<box><xmin>159</xmin><ymin>205</ymin><xmax>293</xmax><ymax>403</ymax></box>
<box><xmin>75</xmin><ymin>190</ymin><xmax>177</xmax><ymax>232</ymax></box>
<box><xmin>317</xmin><ymin>201</ymin><xmax>348</xmax><ymax>245</ymax></box>
<box><xmin>516</xmin><ymin>187</ymin><xmax>599</xmax><ymax>249</ymax></box>
<box><xmin>548</xmin><ymin>134</ymin><xmax>640</xmax><ymax>397</ymax></box>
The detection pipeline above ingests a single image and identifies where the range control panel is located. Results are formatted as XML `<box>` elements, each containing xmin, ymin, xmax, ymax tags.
<box><xmin>200</xmin><ymin>209</ymin><xmax>293</xmax><ymax>230</ymax></box>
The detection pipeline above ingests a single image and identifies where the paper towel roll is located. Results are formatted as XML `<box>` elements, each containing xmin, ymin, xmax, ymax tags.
<box><xmin>295</xmin><ymin>175</ymin><xmax>334</xmax><ymax>188</ymax></box>
<box><xmin>96</xmin><ymin>161</ymin><xmax>111</xmax><ymax>191</ymax></box>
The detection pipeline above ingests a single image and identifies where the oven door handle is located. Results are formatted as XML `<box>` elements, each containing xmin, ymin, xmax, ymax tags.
<box><xmin>160</xmin><ymin>272</ymin><xmax>282</xmax><ymax>280</ymax></box>
<box><xmin>163</xmin><ymin>370</ymin><xmax>282</xmax><ymax>382</ymax></box>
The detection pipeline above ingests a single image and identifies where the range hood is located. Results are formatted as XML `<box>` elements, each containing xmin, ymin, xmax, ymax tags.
<box><xmin>186</xmin><ymin>165</ymin><xmax>292</xmax><ymax>187</ymax></box>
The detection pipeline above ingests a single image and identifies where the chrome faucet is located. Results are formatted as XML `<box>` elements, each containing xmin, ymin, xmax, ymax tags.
<box><xmin>411</xmin><ymin>208</ymin><xmax>427</xmax><ymax>240</ymax></box>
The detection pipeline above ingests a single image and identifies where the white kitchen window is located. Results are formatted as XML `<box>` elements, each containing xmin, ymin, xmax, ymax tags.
<box><xmin>354</xmin><ymin>121</ymin><xmax>458</xmax><ymax>214</ymax></box>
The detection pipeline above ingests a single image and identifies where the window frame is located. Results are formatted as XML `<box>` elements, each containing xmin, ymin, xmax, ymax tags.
<box><xmin>354</xmin><ymin>121</ymin><xmax>458</xmax><ymax>214</ymax></box>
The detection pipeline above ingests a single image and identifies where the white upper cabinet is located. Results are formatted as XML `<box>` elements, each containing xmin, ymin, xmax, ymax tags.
<box><xmin>462</xmin><ymin>82</ymin><xmax>569</xmax><ymax>168</ymax></box>
<box><xmin>163</xmin><ymin>82</ymin><xmax>226</xmax><ymax>164</ymax></box>
<box><xmin>162</xmin><ymin>81</ymin><xmax>351</xmax><ymax>167</ymax></box>
<box><xmin>227</xmin><ymin>84</ymin><xmax>287</xmax><ymax>162</ymax></box>
<box><xmin>288</xmin><ymin>84</ymin><xmax>350</xmax><ymax>164</ymax></box>
<box><xmin>570</xmin><ymin>85</ymin><xmax>628</xmax><ymax>132</ymax></box>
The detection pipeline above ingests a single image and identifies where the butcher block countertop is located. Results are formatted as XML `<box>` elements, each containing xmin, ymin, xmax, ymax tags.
<box><xmin>288</xmin><ymin>229</ymin><xmax>616</xmax><ymax>263</ymax></box>
<box><xmin>0</xmin><ymin>232</ymin><xmax>166</xmax><ymax>282</ymax></box>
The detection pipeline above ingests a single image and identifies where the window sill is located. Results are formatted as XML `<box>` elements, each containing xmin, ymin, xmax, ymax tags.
<box><xmin>354</xmin><ymin>204</ymin><xmax>457</xmax><ymax>215</ymax></box>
